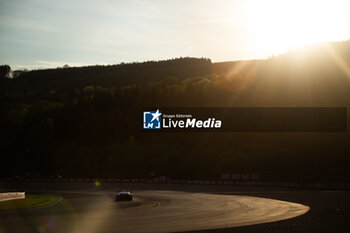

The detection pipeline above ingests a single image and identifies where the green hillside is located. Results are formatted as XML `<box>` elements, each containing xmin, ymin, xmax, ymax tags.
<box><xmin>1</xmin><ymin>41</ymin><xmax>350</xmax><ymax>181</ymax></box>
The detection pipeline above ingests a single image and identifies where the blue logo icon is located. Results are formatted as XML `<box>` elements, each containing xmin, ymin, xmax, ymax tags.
<box><xmin>143</xmin><ymin>109</ymin><xmax>162</xmax><ymax>129</ymax></box>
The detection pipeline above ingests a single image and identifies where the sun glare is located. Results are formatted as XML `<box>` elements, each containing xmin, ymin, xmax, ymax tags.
<box><xmin>245</xmin><ymin>0</ymin><xmax>350</xmax><ymax>55</ymax></box>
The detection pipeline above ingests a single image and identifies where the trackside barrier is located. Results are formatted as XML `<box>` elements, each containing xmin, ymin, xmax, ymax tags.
<box><xmin>1</xmin><ymin>178</ymin><xmax>349</xmax><ymax>190</ymax></box>
<box><xmin>0</xmin><ymin>192</ymin><xmax>25</xmax><ymax>202</ymax></box>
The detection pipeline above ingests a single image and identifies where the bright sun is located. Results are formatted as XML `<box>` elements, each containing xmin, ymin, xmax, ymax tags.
<box><xmin>245</xmin><ymin>0</ymin><xmax>350</xmax><ymax>55</ymax></box>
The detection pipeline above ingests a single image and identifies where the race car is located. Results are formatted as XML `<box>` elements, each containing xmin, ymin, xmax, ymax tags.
<box><xmin>115</xmin><ymin>191</ymin><xmax>134</xmax><ymax>201</ymax></box>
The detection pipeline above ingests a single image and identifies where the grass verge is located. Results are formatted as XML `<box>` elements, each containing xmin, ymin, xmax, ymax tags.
<box><xmin>0</xmin><ymin>194</ymin><xmax>61</xmax><ymax>210</ymax></box>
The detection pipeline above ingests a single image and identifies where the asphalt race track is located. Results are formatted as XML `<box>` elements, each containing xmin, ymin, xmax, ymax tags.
<box><xmin>0</xmin><ymin>184</ymin><xmax>308</xmax><ymax>233</ymax></box>
<box><xmin>0</xmin><ymin>183</ymin><xmax>347</xmax><ymax>233</ymax></box>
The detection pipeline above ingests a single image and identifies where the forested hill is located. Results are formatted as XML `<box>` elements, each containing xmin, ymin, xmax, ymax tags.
<box><xmin>1</xmin><ymin>42</ymin><xmax>350</xmax><ymax>181</ymax></box>
<box><xmin>3</xmin><ymin>57</ymin><xmax>212</xmax><ymax>91</ymax></box>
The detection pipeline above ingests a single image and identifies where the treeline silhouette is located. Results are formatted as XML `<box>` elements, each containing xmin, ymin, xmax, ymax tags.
<box><xmin>1</xmin><ymin>44</ymin><xmax>350</xmax><ymax>182</ymax></box>
<box><xmin>3</xmin><ymin>58</ymin><xmax>211</xmax><ymax>92</ymax></box>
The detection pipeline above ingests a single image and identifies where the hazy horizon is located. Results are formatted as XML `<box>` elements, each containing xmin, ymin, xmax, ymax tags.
<box><xmin>1</xmin><ymin>0</ymin><xmax>350</xmax><ymax>70</ymax></box>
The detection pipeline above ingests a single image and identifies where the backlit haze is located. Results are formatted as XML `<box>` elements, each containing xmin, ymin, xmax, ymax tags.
<box><xmin>1</xmin><ymin>0</ymin><xmax>350</xmax><ymax>70</ymax></box>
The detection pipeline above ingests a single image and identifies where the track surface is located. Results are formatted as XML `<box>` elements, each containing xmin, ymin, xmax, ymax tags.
<box><xmin>0</xmin><ymin>183</ymin><xmax>315</xmax><ymax>233</ymax></box>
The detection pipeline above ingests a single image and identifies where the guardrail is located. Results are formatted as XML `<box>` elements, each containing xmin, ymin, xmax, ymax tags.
<box><xmin>0</xmin><ymin>192</ymin><xmax>25</xmax><ymax>202</ymax></box>
<box><xmin>0</xmin><ymin>178</ymin><xmax>349</xmax><ymax>190</ymax></box>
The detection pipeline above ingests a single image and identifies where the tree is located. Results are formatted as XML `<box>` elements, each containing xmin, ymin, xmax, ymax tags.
<box><xmin>12</xmin><ymin>69</ymin><xmax>28</xmax><ymax>78</ymax></box>
<box><xmin>0</xmin><ymin>65</ymin><xmax>11</xmax><ymax>79</ymax></box>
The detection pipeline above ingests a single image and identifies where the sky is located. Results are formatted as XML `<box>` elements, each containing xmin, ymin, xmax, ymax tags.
<box><xmin>1</xmin><ymin>0</ymin><xmax>350</xmax><ymax>70</ymax></box>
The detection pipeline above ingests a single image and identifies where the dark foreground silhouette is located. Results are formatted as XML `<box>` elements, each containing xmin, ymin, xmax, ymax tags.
<box><xmin>1</xmin><ymin>41</ymin><xmax>350</xmax><ymax>182</ymax></box>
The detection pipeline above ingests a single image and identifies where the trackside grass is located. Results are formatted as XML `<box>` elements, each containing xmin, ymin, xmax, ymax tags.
<box><xmin>0</xmin><ymin>194</ymin><xmax>61</xmax><ymax>210</ymax></box>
